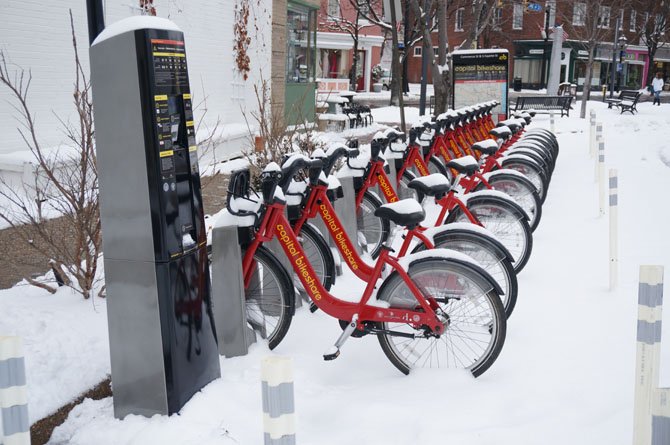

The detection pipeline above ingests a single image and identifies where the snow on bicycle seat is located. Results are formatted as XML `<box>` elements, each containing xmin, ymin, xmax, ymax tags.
<box><xmin>471</xmin><ymin>139</ymin><xmax>499</xmax><ymax>155</ymax></box>
<box><xmin>498</xmin><ymin>120</ymin><xmax>521</xmax><ymax>133</ymax></box>
<box><xmin>374</xmin><ymin>199</ymin><xmax>426</xmax><ymax>227</ymax></box>
<box><xmin>446</xmin><ymin>155</ymin><xmax>479</xmax><ymax>176</ymax></box>
<box><xmin>489</xmin><ymin>126</ymin><xmax>512</xmax><ymax>139</ymax></box>
<box><xmin>407</xmin><ymin>173</ymin><xmax>451</xmax><ymax>197</ymax></box>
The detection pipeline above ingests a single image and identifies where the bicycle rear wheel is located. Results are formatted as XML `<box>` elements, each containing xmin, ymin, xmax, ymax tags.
<box><xmin>376</xmin><ymin>258</ymin><xmax>506</xmax><ymax>377</ymax></box>
<box><xmin>356</xmin><ymin>190</ymin><xmax>390</xmax><ymax>258</ymax></box>
<box><xmin>244</xmin><ymin>246</ymin><xmax>294</xmax><ymax>349</ymax></box>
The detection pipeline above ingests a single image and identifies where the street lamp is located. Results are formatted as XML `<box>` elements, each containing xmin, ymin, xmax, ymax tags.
<box><xmin>609</xmin><ymin>16</ymin><xmax>622</xmax><ymax>98</ymax></box>
<box><xmin>616</xmin><ymin>34</ymin><xmax>628</xmax><ymax>90</ymax></box>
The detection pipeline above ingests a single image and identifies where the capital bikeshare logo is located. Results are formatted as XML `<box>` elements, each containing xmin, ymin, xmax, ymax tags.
<box><xmin>276</xmin><ymin>224</ymin><xmax>322</xmax><ymax>300</ymax></box>
<box><xmin>376</xmin><ymin>173</ymin><xmax>398</xmax><ymax>202</ymax></box>
<box><xmin>414</xmin><ymin>157</ymin><xmax>429</xmax><ymax>176</ymax></box>
<box><xmin>319</xmin><ymin>204</ymin><xmax>358</xmax><ymax>271</ymax></box>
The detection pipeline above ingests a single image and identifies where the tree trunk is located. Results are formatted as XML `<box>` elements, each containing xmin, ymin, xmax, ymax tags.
<box><xmin>389</xmin><ymin>0</ymin><xmax>406</xmax><ymax>131</ymax></box>
<box><xmin>647</xmin><ymin>43</ymin><xmax>658</xmax><ymax>87</ymax></box>
<box><xmin>435</xmin><ymin>0</ymin><xmax>449</xmax><ymax>114</ymax></box>
<box><xmin>580</xmin><ymin>47</ymin><xmax>595</xmax><ymax>119</ymax></box>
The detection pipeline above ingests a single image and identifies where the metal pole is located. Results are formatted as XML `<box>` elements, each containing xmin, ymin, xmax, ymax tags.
<box><xmin>419</xmin><ymin>0</ymin><xmax>431</xmax><ymax>115</ymax></box>
<box><xmin>540</xmin><ymin>6</ymin><xmax>550</xmax><ymax>90</ymax></box>
<box><xmin>609</xmin><ymin>17</ymin><xmax>620</xmax><ymax>98</ymax></box>
<box><xmin>86</xmin><ymin>0</ymin><xmax>105</xmax><ymax>45</ymax></box>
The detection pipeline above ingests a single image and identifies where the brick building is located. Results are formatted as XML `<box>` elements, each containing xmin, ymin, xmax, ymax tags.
<box><xmin>407</xmin><ymin>0</ymin><xmax>667</xmax><ymax>91</ymax></box>
<box><xmin>316</xmin><ymin>0</ymin><xmax>384</xmax><ymax>92</ymax></box>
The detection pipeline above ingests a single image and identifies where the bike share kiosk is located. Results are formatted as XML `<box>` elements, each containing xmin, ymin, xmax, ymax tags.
<box><xmin>90</xmin><ymin>17</ymin><xmax>220</xmax><ymax>418</ymax></box>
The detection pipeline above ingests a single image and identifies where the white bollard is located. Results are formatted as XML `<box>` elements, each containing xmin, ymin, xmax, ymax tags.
<box><xmin>598</xmin><ymin>139</ymin><xmax>606</xmax><ymax>211</ymax></box>
<box><xmin>549</xmin><ymin>111</ymin><xmax>555</xmax><ymax>133</ymax></box>
<box><xmin>594</xmin><ymin>122</ymin><xmax>603</xmax><ymax>158</ymax></box>
<box><xmin>261</xmin><ymin>356</ymin><xmax>296</xmax><ymax>445</ymax></box>
<box><xmin>0</xmin><ymin>336</ymin><xmax>30</xmax><ymax>445</ymax></box>
<box><xmin>589</xmin><ymin>110</ymin><xmax>596</xmax><ymax>157</ymax></box>
<box><xmin>632</xmin><ymin>266</ymin><xmax>664</xmax><ymax>445</ymax></box>
<box><xmin>609</xmin><ymin>170</ymin><xmax>618</xmax><ymax>290</ymax></box>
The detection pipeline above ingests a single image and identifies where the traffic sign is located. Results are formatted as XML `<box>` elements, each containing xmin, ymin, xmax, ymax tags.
<box><xmin>527</xmin><ymin>3</ymin><xmax>542</xmax><ymax>12</ymax></box>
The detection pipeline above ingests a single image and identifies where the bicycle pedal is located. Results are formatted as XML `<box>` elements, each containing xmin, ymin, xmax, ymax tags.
<box><xmin>323</xmin><ymin>346</ymin><xmax>340</xmax><ymax>361</ymax></box>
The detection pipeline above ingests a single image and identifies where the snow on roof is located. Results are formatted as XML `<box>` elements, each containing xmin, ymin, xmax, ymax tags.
<box><xmin>92</xmin><ymin>16</ymin><xmax>182</xmax><ymax>46</ymax></box>
<box><xmin>452</xmin><ymin>49</ymin><xmax>509</xmax><ymax>55</ymax></box>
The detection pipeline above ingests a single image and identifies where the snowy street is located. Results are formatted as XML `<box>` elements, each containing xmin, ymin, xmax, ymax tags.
<box><xmin>1</xmin><ymin>101</ymin><xmax>669</xmax><ymax>444</ymax></box>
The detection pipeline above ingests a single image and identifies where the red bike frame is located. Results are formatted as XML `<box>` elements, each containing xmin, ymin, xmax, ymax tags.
<box><xmin>241</xmin><ymin>201</ymin><xmax>445</xmax><ymax>334</ymax></box>
<box><xmin>293</xmin><ymin>182</ymin><xmax>434</xmax><ymax>281</ymax></box>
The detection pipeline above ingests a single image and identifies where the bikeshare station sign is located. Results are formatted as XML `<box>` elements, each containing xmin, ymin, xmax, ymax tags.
<box><xmin>452</xmin><ymin>49</ymin><xmax>509</xmax><ymax>122</ymax></box>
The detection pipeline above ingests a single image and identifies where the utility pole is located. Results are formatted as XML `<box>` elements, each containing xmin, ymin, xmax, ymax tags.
<box><xmin>540</xmin><ymin>5</ymin><xmax>550</xmax><ymax>90</ymax></box>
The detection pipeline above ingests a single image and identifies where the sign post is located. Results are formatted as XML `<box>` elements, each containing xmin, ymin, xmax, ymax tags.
<box><xmin>452</xmin><ymin>49</ymin><xmax>509</xmax><ymax>122</ymax></box>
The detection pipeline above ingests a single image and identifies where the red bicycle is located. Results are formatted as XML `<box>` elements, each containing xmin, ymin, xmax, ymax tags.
<box><xmin>227</xmin><ymin>161</ymin><xmax>507</xmax><ymax>376</ymax></box>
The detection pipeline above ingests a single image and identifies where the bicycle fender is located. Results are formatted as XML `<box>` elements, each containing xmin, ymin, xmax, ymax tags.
<box><xmin>426</xmin><ymin>224</ymin><xmax>515</xmax><ymax>263</ymax></box>
<box><xmin>397</xmin><ymin>253</ymin><xmax>505</xmax><ymax>296</ymax></box>
<box><xmin>461</xmin><ymin>190</ymin><xmax>530</xmax><ymax>222</ymax></box>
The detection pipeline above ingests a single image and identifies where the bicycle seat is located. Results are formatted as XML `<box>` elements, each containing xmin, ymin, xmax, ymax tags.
<box><xmin>490</xmin><ymin>126</ymin><xmax>512</xmax><ymax>139</ymax></box>
<box><xmin>471</xmin><ymin>139</ymin><xmax>499</xmax><ymax>155</ymax></box>
<box><xmin>407</xmin><ymin>173</ymin><xmax>451</xmax><ymax>198</ymax></box>
<box><xmin>498</xmin><ymin>120</ymin><xmax>522</xmax><ymax>133</ymax></box>
<box><xmin>446</xmin><ymin>155</ymin><xmax>479</xmax><ymax>176</ymax></box>
<box><xmin>374</xmin><ymin>199</ymin><xmax>425</xmax><ymax>227</ymax></box>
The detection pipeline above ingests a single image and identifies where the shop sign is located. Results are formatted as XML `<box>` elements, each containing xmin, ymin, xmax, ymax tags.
<box><xmin>529</xmin><ymin>49</ymin><xmax>544</xmax><ymax>55</ymax></box>
<box><xmin>578</xmin><ymin>50</ymin><xmax>589</xmax><ymax>56</ymax></box>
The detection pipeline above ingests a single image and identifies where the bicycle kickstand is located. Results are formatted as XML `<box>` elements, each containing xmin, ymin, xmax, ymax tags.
<box><xmin>323</xmin><ymin>314</ymin><xmax>359</xmax><ymax>361</ymax></box>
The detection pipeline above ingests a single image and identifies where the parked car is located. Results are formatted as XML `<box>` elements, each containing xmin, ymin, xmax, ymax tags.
<box><xmin>380</xmin><ymin>68</ymin><xmax>391</xmax><ymax>90</ymax></box>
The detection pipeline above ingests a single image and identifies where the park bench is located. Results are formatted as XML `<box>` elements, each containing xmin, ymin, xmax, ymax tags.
<box><xmin>604</xmin><ymin>90</ymin><xmax>643</xmax><ymax>114</ymax></box>
<box><xmin>514</xmin><ymin>96</ymin><xmax>573</xmax><ymax>117</ymax></box>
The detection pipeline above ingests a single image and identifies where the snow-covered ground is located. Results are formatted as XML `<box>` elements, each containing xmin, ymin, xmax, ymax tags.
<box><xmin>1</xmin><ymin>101</ymin><xmax>670</xmax><ymax>444</ymax></box>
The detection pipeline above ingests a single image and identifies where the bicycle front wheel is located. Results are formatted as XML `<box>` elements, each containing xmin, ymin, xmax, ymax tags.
<box><xmin>479</xmin><ymin>173</ymin><xmax>543</xmax><ymax>232</ymax></box>
<box><xmin>244</xmin><ymin>246</ymin><xmax>294</xmax><ymax>349</ymax></box>
<box><xmin>376</xmin><ymin>258</ymin><xmax>506</xmax><ymax>377</ymax></box>
<box><xmin>446</xmin><ymin>197</ymin><xmax>533</xmax><ymax>273</ymax></box>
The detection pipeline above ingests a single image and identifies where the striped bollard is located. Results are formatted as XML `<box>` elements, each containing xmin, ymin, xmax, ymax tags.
<box><xmin>261</xmin><ymin>356</ymin><xmax>295</xmax><ymax>445</ymax></box>
<box><xmin>594</xmin><ymin>122</ymin><xmax>603</xmax><ymax>158</ymax></box>
<box><xmin>589</xmin><ymin>110</ymin><xmax>596</xmax><ymax>157</ymax></box>
<box><xmin>597</xmin><ymin>142</ymin><xmax>605</xmax><ymax>213</ymax></box>
<box><xmin>609</xmin><ymin>170</ymin><xmax>618</xmax><ymax>290</ymax></box>
<box><xmin>0</xmin><ymin>337</ymin><xmax>30</xmax><ymax>445</ymax></box>
<box><xmin>549</xmin><ymin>111</ymin><xmax>555</xmax><ymax>133</ymax></box>
<box><xmin>632</xmin><ymin>266</ymin><xmax>664</xmax><ymax>445</ymax></box>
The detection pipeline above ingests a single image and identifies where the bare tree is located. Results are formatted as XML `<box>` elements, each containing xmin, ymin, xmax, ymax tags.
<box><xmin>560</xmin><ymin>0</ymin><xmax>629</xmax><ymax>118</ymax></box>
<box><xmin>635</xmin><ymin>1</ymin><xmax>670</xmax><ymax>86</ymax></box>
<box><xmin>0</xmin><ymin>12</ymin><xmax>101</xmax><ymax>298</ymax></box>
<box><xmin>452</xmin><ymin>0</ymin><xmax>500</xmax><ymax>49</ymax></box>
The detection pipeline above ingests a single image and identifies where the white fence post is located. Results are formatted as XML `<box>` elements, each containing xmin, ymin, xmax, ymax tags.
<box><xmin>0</xmin><ymin>336</ymin><xmax>30</xmax><ymax>445</ymax></box>
<box><xmin>261</xmin><ymin>356</ymin><xmax>296</xmax><ymax>445</ymax></box>
<box><xmin>609</xmin><ymin>169</ymin><xmax>618</xmax><ymax>290</ymax></box>
<box><xmin>549</xmin><ymin>111</ymin><xmax>555</xmax><ymax>133</ymax></box>
<box><xmin>632</xmin><ymin>266</ymin><xmax>664</xmax><ymax>445</ymax></box>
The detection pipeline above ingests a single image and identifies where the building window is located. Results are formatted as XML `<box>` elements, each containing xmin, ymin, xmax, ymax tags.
<box><xmin>286</xmin><ymin>4</ymin><xmax>316</xmax><ymax>83</ymax></box>
<box><xmin>513</xmin><ymin>3</ymin><xmax>523</xmax><ymax>30</ymax></box>
<box><xmin>327</xmin><ymin>0</ymin><xmax>339</xmax><ymax>18</ymax></box>
<box><xmin>455</xmin><ymin>8</ymin><xmax>464</xmax><ymax>31</ymax></box>
<box><xmin>413</xmin><ymin>46</ymin><xmax>422</xmax><ymax>57</ymax></box>
<box><xmin>573</xmin><ymin>2</ymin><xmax>586</xmax><ymax>27</ymax></box>
<box><xmin>630</xmin><ymin>10</ymin><xmax>637</xmax><ymax>31</ymax></box>
<box><xmin>618</xmin><ymin>9</ymin><xmax>624</xmax><ymax>30</ymax></box>
<box><xmin>598</xmin><ymin>6</ymin><xmax>611</xmax><ymax>28</ymax></box>
<box><xmin>492</xmin><ymin>7</ymin><xmax>503</xmax><ymax>30</ymax></box>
